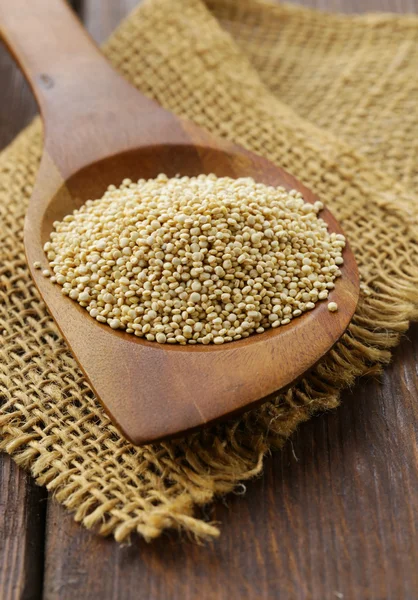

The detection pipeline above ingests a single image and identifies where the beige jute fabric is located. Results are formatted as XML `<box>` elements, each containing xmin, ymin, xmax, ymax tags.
<box><xmin>1</xmin><ymin>0</ymin><xmax>418</xmax><ymax>542</ymax></box>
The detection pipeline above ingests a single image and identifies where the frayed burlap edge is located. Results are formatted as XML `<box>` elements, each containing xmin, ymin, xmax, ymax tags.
<box><xmin>1</xmin><ymin>270</ymin><xmax>417</xmax><ymax>541</ymax></box>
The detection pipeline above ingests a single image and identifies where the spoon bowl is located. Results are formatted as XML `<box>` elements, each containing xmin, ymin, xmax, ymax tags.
<box><xmin>1</xmin><ymin>0</ymin><xmax>359</xmax><ymax>444</ymax></box>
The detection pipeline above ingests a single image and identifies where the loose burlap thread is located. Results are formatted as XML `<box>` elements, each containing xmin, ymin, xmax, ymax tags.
<box><xmin>1</xmin><ymin>0</ymin><xmax>418</xmax><ymax>542</ymax></box>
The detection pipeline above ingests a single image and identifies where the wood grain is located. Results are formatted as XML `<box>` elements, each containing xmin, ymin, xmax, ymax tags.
<box><xmin>0</xmin><ymin>0</ymin><xmax>417</xmax><ymax>599</ymax></box>
<box><xmin>0</xmin><ymin>5</ymin><xmax>81</xmax><ymax>600</ymax></box>
<box><xmin>43</xmin><ymin>326</ymin><xmax>418</xmax><ymax>600</ymax></box>
<box><xmin>0</xmin><ymin>456</ymin><xmax>46</xmax><ymax>600</ymax></box>
<box><xmin>0</xmin><ymin>8</ymin><xmax>47</xmax><ymax>598</ymax></box>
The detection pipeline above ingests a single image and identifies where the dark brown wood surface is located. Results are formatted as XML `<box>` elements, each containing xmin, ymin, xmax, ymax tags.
<box><xmin>1</xmin><ymin>0</ymin><xmax>417</xmax><ymax>599</ymax></box>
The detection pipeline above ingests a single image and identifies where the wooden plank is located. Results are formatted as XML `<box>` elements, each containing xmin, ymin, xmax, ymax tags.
<box><xmin>42</xmin><ymin>325</ymin><xmax>418</xmax><ymax>600</ymax></box>
<box><xmin>0</xmin><ymin>4</ymin><xmax>83</xmax><ymax>600</ymax></box>
<box><xmin>0</xmin><ymin>19</ymin><xmax>46</xmax><ymax>600</ymax></box>
<box><xmin>26</xmin><ymin>0</ymin><xmax>418</xmax><ymax>598</ymax></box>
<box><xmin>0</xmin><ymin>456</ymin><xmax>46</xmax><ymax>600</ymax></box>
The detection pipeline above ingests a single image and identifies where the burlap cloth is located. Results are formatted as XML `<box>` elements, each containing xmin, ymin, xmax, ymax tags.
<box><xmin>1</xmin><ymin>0</ymin><xmax>418</xmax><ymax>542</ymax></box>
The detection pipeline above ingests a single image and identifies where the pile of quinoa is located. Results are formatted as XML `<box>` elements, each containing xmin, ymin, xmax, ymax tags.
<box><xmin>40</xmin><ymin>174</ymin><xmax>345</xmax><ymax>344</ymax></box>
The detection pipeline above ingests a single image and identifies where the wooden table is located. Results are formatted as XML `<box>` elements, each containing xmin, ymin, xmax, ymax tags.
<box><xmin>1</xmin><ymin>1</ymin><xmax>417</xmax><ymax>598</ymax></box>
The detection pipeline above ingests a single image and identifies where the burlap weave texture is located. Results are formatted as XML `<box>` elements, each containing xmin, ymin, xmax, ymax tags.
<box><xmin>1</xmin><ymin>0</ymin><xmax>417</xmax><ymax>541</ymax></box>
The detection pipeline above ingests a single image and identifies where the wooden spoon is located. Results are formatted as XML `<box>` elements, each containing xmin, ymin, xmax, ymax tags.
<box><xmin>0</xmin><ymin>0</ymin><xmax>359</xmax><ymax>445</ymax></box>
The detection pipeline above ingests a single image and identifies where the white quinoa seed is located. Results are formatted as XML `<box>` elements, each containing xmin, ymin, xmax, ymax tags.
<box><xmin>43</xmin><ymin>174</ymin><xmax>345</xmax><ymax>344</ymax></box>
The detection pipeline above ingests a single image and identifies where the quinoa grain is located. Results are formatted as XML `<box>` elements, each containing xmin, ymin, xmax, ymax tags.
<box><xmin>43</xmin><ymin>174</ymin><xmax>344</xmax><ymax>344</ymax></box>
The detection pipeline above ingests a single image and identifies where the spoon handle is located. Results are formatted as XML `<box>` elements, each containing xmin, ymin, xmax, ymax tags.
<box><xmin>0</xmin><ymin>0</ymin><xmax>163</xmax><ymax>176</ymax></box>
